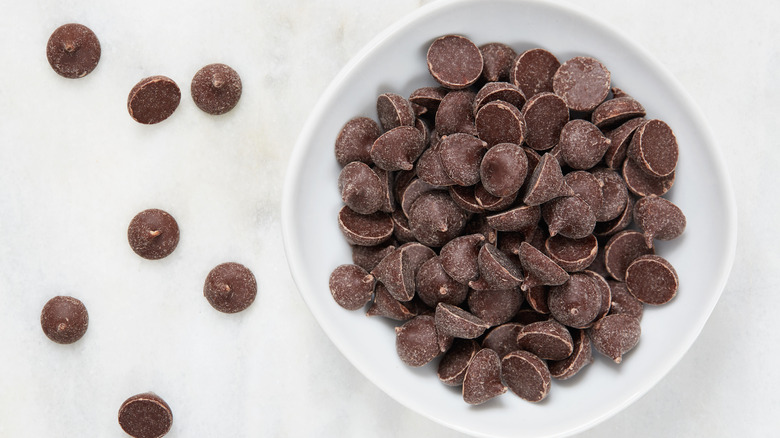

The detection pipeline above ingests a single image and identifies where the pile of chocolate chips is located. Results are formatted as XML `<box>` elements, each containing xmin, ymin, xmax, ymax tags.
<box><xmin>330</xmin><ymin>34</ymin><xmax>686</xmax><ymax>405</ymax></box>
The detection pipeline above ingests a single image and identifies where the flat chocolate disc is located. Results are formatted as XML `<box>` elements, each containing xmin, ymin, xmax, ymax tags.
<box><xmin>118</xmin><ymin>392</ymin><xmax>173</xmax><ymax>438</ymax></box>
<box><xmin>128</xmin><ymin>76</ymin><xmax>181</xmax><ymax>124</ymax></box>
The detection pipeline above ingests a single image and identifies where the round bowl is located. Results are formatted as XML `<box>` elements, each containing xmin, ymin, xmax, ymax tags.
<box><xmin>281</xmin><ymin>0</ymin><xmax>737</xmax><ymax>436</ymax></box>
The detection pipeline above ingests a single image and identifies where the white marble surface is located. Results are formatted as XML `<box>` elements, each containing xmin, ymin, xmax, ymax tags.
<box><xmin>0</xmin><ymin>0</ymin><xmax>776</xmax><ymax>436</ymax></box>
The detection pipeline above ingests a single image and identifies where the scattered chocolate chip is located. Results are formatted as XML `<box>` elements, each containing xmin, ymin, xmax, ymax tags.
<box><xmin>40</xmin><ymin>296</ymin><xmax>89</xmax><ymax>344</ymax></box>
<box><xmin>625</xmin><ymin>254</ymin><xmax>679</xmax><ymax>305</ymax></box>
<box><xmin>587</xmin><ymin>313</ymin><xmax>641</xmax><ymax>363</ymax></box>
<box><xmin>127</xmin><ymin>76</ymin><xmax>181</xmax><ymax>125</ymax></box>
<box><xmin>335</xmin><ymin>117</ymin><xmax>382</xmax><ymax>166</ymax></box>
<box><xmin>622</xmin><ymin>156</ymin><xmax>676</xmax><ymax>197</ymax></box>
<box><xmin>593</xmin><ymin>196</ymin><xmax>635</xmax><ymax>238</ymax></box>
<box><xmin>366</xmin><ymin>282</ymin><xmax>415</xmax><ymax>321</ymax></box>
<box><xmin>475</xmin><ymin>183</ymin><xmax>517</xmax><ymax>211</ymax></box>
<box><xmin>351</xmin><ymin>242</ymin><xmax>396</xmax><ymax>272</ymax></box>
<box><xmin>524</xmin><ymin>285</ymin><xmax>550</xmax><ymax>314</ymax></box>
<box><xmin>583</xmin><ymin>270</ymin><xmax>612</xmax><ymax>324</ymax></box>
<box><xmin>118</xmin><ymin>392</ymin><xmax>173</xmax><ymax>438</ymax></box>
<box><xmin>438</xmin><ymin>339</ymin><xmax>480</xmax><ymax>386</ymax></box>
<box><xmin>416</xmin><ymin>147</ymin><xmax>457</xmax><ymax>187</ymax></box>
<box><xmin>553</xmin><ymin>56</ymin><xmax>611</xmax><ymax>112</ymax></box>
<box><xmin>627</xmin><ymin>119</ymin><xmax>679</xmax><ymax>178</ymax></box>
<box><xmin>519</xmin><ymin>241</ymin><xmax>569</xmax><ymax>290</ymax></box>
<box><xmin>46</xmin><ymin>23</ymin><xmax>101</xmax><ymax>78</ymax></box>
<box><xmin>329</xmin><ymin>264</ymin><xmax>375</xmax><ymax>311</ymax></box>
<box><xmin>127</xmin><ymin>209</ymin><xmax>180</xmax><ymax>260</ymax></box>
<box><xmin>190</xmin><ymin>63</ymin><xmax>242</xmax><ymax>115</ymax></box>
<box><xmin>203</xmin><ymin>262</ymin><xmax>257</xmax><ymax>313</ymax></box>
<box><xmin>633</xmin><ymin>195</ymin><xmax>686</xmax><ymax>248</ymax></box>
<box><xmin>500</xmin><ymin>350</ymin><xmax>551</xmax><ymax>402</ymax></box>
<box><xmin>603</xmin><ymin>230</ymin><xmax>654</xmax><ymax>281</ymax></box>
<box><xmin>427</xmin><ymin>35</ymin><xmax>483</xmax><ymax>90</ymax></box>
<box><xmin>510</xmin><ymin>48</ymin><xmax>561</xmax><ymax>99</ymax></box>
<box><xmin>486</xmin><ymin>205</ymin><xmax>541</xmax><ymax>233</ymax></box>
<box><xmin>471</xmin><ymin>243</ymin><xmax>523</xmax><ymax>290</ymax></box>
<box><xmin>435</xmin><ymin>90</ymin><xmax>478</xmax><ymax>136</ymax></box>
<box><xmin>463</xmin><ymin>348</ymin><xmax>507</xmax><ymax>404</ymax></box>
<box><xmin>549</xmin><ymin>328</ymin><xmax>593</xmax><ymax>380</ymax></box>
<box><xmin>591</xmin><ymin>167</ymin><xmax>629</xmax><ymax>222</ymax></box>
<box><xmin>409</xmin><ymin>86</ymin><xmax>448</xmax><ymax>113</ymax></box>
<box><xmin>395</xmin><ymin>315</ymin><xmax>440</xmax><ymax>367</ymax></box>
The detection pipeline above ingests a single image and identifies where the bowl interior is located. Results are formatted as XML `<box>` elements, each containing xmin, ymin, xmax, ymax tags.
<box><xmin>282</xmin><ymin>0</ymin><xmax>736</xmax><ymax>436</ymax></box>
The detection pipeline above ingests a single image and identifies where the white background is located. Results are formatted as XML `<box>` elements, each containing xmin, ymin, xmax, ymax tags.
<box><xmin>0</xmin><ymin>0</ymin><xmax>777</xmax><ymax>436</ymax></box>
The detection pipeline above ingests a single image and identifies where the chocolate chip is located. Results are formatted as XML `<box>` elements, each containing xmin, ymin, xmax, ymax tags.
<box><xmin>351</xmin><ymin>242</ymin><xmax>396</xmax><ymax>272</ymax></box>
<box><xmin>584</xmin><ymin>270</ymin><xmax>612</xmax><ymax>324</ymax></box>
<box><xmin>377</xmin><ymin>93</ymin><xmax>416</xmax><ymax>131</ymax></box>
<box><xmin>593</xmin><ymin>196</ymin><xmax>635</xmax><ymax>238</ymax></box>
<box><xmin>435</xmin><ymin>90</ymin><xmax>478</xmax><ymax>136</ymax></box>
<box><xmin>190</xmin><ymin>63</ymin><xmax>242</xmax><ymax>115</ymax></box>
<box><xmin>523</xmin><ymin>153</ymin><xmax>574</xmax><ymax>206</ymax></box>
<box><xmin>127</xmin><ymin>76</ymin><xmax>181</xmax><ymax>125</ymax></box>
<box><xmin>603</xmin><ymin>117</ymin><xmax>647</xmax><ymax>169</ymax></box>
<box><xmin>338</xmin><ymin>162</ymin><xmax>385</xmax><ymax>215</ymax></box>
<box><xmin>591</xmin><ymin>167</ymin><xmax>629</xmax><ymax>222</ymax></box>
<box><xmin>482</xmin><ymin>323</ymin><xmax>524</xmax><ymax>358</ymax></box>
<box><xmin>622</xmin><ymin>156</ymin><xmax>676</xmax><ymax>197</ymax></box>
<box><xmin>371</xmin><ymin>125</ymin><xmax>425</xmax><ymax>171</ymax></box>
<box><xmin>510</xmin><ymin>48</ymin><xmax>561</xmax><ymax>99</ymax></box>
<box><xmin>475</xmin><ymin>100</ymin><xmax>526</xmax><ymax>147</ymax></box>
<box><xmin>395</xmin><ymin>315</ymin><xmax>440</xmax><ymax>367</ymax></box>
<box><xmin>545</xmin><ymin>234</ymin><xmax>598</xmax><ymax>273</ymax></box>
<box><xmin>475</xmin><ymin>182</ymin><xmax>517</xmax><ymax>211</ymax></box>
<box><xmin>438</xmin><ymin>133</ymin><xmax>487</xmax><ymax>186</ymax></box>
<box><xmin>467</xmin><ymin>288</ymin><xmax>522</xmax><ymax>327</ymax></box>
<box><xmin>515</xmin><ymin>307</ymin><xmax>551</xmax><ymax>325</ymax></box>
<box><xmin>392</xmin><ymin>210</ymin><xmax>415</xmax><ymax>243</ymax></box>
<box><xmin>480</xmin><ymin>142</ymin><xmax>528</xmax><ymax>197</ymax></box>
<box><xmin>479</xmin><ymin>43</ymin><xmax>516</xmax><ymax>82</ymax></box>
<box><xmin>625</xmin><ymin>255</ymin><xmax>679</xmax><ymax>305</ymax></box>
<box><xmin>500</xmin><ymin>350</ymin><xmax>551</xmax><ymax>402</ymax></box>
<box><xmin>127</xmin><ymin>209</ymin><xmax>180</xmax><ymax>260</ymax></box>
<box><xmin>607</xmin><ymin>280</ymin><xmax>644</xmax><ymax>320</ymax></box>
<box><xmin>416</xmin><ymin>147</ymin><xmax>457</xmax><ymax>187</ymax></box>
<box><xmin>438</xmin><ymin>339</ymin><xmax>480</xmax><ymax>386</ymax></box>
<box><xmin>553</xmin><ymin>56</ymin><xmax>611</xmax><ymax>112</ymax></box>
<box><xmin>408</xmin><ymin>191</ymin><xmax>467</xmax><ymax>247</ymax></box>
<box><xmin>470</xmin><ymin>243</ymin><xmax>523</xmax><ymax>290</ymax></box>
<box><xmin>366</xmin><ymin>282</ymin><xmax>415</xmax><ymax>321</ymax></box>
<box><xmin>440</xmin><ymin>234</ymin><xmax>485</xmax><ymax>285</ymax></box>
<box><xmin>409</xmin><ymin>86</ymin><xmax>448</xmax><ymax>114</ymax></box>
<box><xmin>521</xmin><ymin>92</ymin><xmax>569</xmax><ymax>151</ymax></box>
<box><xmin>565</xmin><ymin>170</ymin><xmax>603</xmax><ymax>214</ymax></box>
<box><xmin>627</xmin><ymin>119</ymin><xmax>679</xmax><ymax>178</ymax></box>
<box><xmin>371</xmin><ymin>247</ymin><xmax>415</xmax><ymax>302</ymax></box>
<box><xmin>603</xmin><ymin>230</ymin><xmax>654</xmax><ymax>281</ymax></box>
<box><xmin>435</xmin><ymin>303</ymin><xmax>490</xmax><ymax>339</ymax></box>
<box><xmin>591</xmin><ymin>97</ymin><xmax>645</xmax><ymax>129</ymax></box>
<box><xmin>118</xmin><ymin>392</ymin><xmax>173</xmax><ymax>438</ymax></box>
<box><xmin>486</xmin><ymin>205</ymin><xmax>541</xmax><ymax>233</ymax></box>
<box><xmin>473</xmin><ymin>82</ymin><xmax>526</xmax><ymax>115</ymax></box>
<box><xmin>587</xmin><ymin>314</ymin><xmax>641</xmax><ymax>364</ymax></box>
<box><xmin>558</xmin><ymin>120</ymin><xmax>611</xmax><ymax>170</ymax></box>
<box><xmin>633</xmin><ymin>195</ymin><xmax>686</xmax><ymax>247</ymax></box>
<box><xmin>329</xmin><ymin>264</ymin><xmax>375</xmax><ymax>311</ymax></box>
<box><xmin>46</xmin><ymin>23</ymin><xmax>101</xmax><ymax>79</ymax></box>
<box><xmin>427</xmin><ymin>35</ymin><xmax>483</xmax><ymax>90</ymax></box>
<box><xmin>542</xmin><ymin>195</ymin><xmax>597</xmax><ymax>239</ymax></box>
<box><xmin>519</xmin><ymin>241</ymin><xmax>569</xmax><ymax>290</ymax></box>
<box><xmin>338</xmin><ymin>206</ymin><xmax>394</xmax><ymax>246</ymax></box>
<box><xmin>463</xmin><ymin>348</ymin><xmax>507</xmax><ymax>404</ymax></box>
<box><xmin>203</xmin><ymin>262</ymin><xmax>257</xmax><ymax>313</ymax></box>
<box><xmin>335</xmin><ymin>117</ymin><xmax>382</xmax><ymax>167</ymax></box>
<box><xmin>524</xmin><ymin>285</ymin><xmax>550</xmax><ymax>314</ymax></box>
<box><xmin>416</xmin><ymin>256</ymin><xmax>469</xmax><ymax>307</ymax></box>
<box><xmin>40</xmin><ymin>296</ymin><xmax>89</xmax><ymax>344</ymax></box>
<box><xmin>516</xmin><ymin>319</ymin><xmax>573</xmax><ymax>360</ymax></box>
<box><xmin>548</xmin><ymin>273</ymin><xmax>601</xmax><ymax>328</ymax></box>
<box><xmin>549</xmin><ymin>328</ymin><xmax>593</xmax><ymax>380</ymax></box>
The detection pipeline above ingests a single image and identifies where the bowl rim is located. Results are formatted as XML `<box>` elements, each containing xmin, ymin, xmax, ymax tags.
<box><xmin>281</xmin><ymin>0</ymin><xmax>738</xmax><ymax>436</ymax></box>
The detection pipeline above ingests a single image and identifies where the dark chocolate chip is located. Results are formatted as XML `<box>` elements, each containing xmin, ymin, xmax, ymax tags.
<box><xmin>438</xmin><ymin>133</ymin><xmax>487</xmax><ymax>186</ymax></box>
<box><xmin>46</xmin><ymin>23</ymin><xmax>101</xmax><ymax>79</ymax></box>
<box><xmin>558</xmin><ymin>120</ymin><xmax>611</xmax><ymax>170</ymax></box>
<box><xmin>516</xmin><ymin>319</ymin><xmax>573</xmax><ymax>360</ymax></box>
<box><xmin>408</xmin><ymin>191</ymin><xmax>467</xmax><ymax>247</ymax></box>
<box><xmin>471</xmin><ymin>243</ymin><xmax>523</xmax><ymax>290</ymax></box>
<box><xmin>521</xmin><ymin>92</ymin><xmax>569</xmax><ymax>151</ymax></box>
<box><xmin>435</xmin><ymin>90</ymin><xmax>478</xmax><ymax>136</ymax></box>
<box><xmin>545</xmin><ymin>234</ymin><xmax>598</xmax><ymax>273</ymax></box>
<box><xmin>127</xmin><ymin>209</ymin><xmax>180</xmax><ymax>260</ymax></box>
<box><xmin>463</xmin><ymin>348</ymin><xmax>507</xmax><ymax>404</ymax></box>
<box><xmin>603</xmin><ymin>230</ymin><xmax>654</xmax><ymax>281</ymax></box>
<box><xmin>118</xmin><ymin>392</ymin><xmax>173</xmax><ymax>438</ymax></box>
<box><xmin>440</xmin><ymin>234</ymin><xmax>485</xmax><ymax>285</ymax></box>
<box><xmin>366</xmin><ymin>282</ymin><xmax>415</xmax><ymax>321</ymax></box>
<box><xmin>593</xmin><ymin>196</ymin><xmax>635</xmax><ymax>238</ymax></box>
<box><xmin>542</xmin><ymin>196</ymin><xmax>597</xmax><ymax>240</ymax></box>
<box><xmin>203</xmin><ymin>262</ymin><xmax>257</xmax><ymax>313</ymax></box>
<box><xmin>190</xmin><ymin>63</ymin><xmax>242</xmax><ymax>115</ymax></box>
<box><xmin>583</xmin><ymin>270</ymin><xmax>612</xmax><ymax>325</ymax></box>
<box><xmin>591</xmin><ymin>167</ymin><xmax>629</xmax><ymax>222</ymax></box>
<box><xmin>479</xmin><ymin>43</ymin><xmax>516</xmax><ymax>83</ymax></box>
<box><xmin>524</xmin><ymin>285</ymin><xmax>550</xmax><ymax>314</ymax></box>
<box><xmin>607</xmin><ymin>280</ymin><xmax>644</xmax><ymax>320</ymax></box>
<box><xmin>486</xmin><ymin>205</ymin><xmax>541</xmax><ymax>233</ymax></box>
<box><xmin>480</xmin><ymin>142</ymin><xmax>528</xmax><ymax>197</ymax></box>
<box><xmin>377</xmin><ymin>93</ymin><xmax>416</xmax><ymax>131</ymax></box>
<box><xmin>500</xmin><ymin>350</ymin><xmax>551</xmax><ymax>402</ymax></box>
<box><xmin>622</xmin><ymin>156</ymin><xmax>675</xmax><ymax>197</ymax></box>
<box><xmin>475</xmin><ymin>100</ymin><xmax>526</xmax><ymax>147</ymax></box>
<box><xmin>523</xmin><ymin>153</ymin><xmax>574</xmax><ymax>206</ymax></box>
<box><xmin>627</xmin><ymin>119</ymin><xmax>679</xmax><ymax>178</ymax></box>
<box><xmin>482</xmin><ymin>323</ymin><xmax>524</xmax><ymax>358</ymax></box>
<box><xmin>553</xmin><ymin>56</ymin><xmax>611</xmax><ymax>112</ymax></box>
<box><xmin>371</xmin><ymin>126</ymin><xmax>425</xmax><ymax>171</ymax></box>
<box><xmin>519</xmin><ymin>242</ymin><xmax>569</xmax><ymax>290</ymax></box>
<box><xmin>587</xmin><ymin>313</ymin><xmax>641</xmax><ymax>364</ymax></box>
<box><xmin>127</xmin><ymin>76</ymin><xmax>181</xmax><ymax>125</ymax></box>
<box><xmin>591</xmin><ymin>97</ymin><xmax>645</xmax><ymax>129</ymax></box>
<box><xmin>438</xmin><ymin>339</ymin><xmax>480</xmax><ymax>386</ymax></box>
<box><xmin>416</xmin><ymin>256</ymin><xmax>469</xmax><ymax>307</ymax></box>
<box><xmin>625</xmin><ymin>254</ymin><xmax>678</xmax><ymax>305</ymax></box>
<box><xmin>40</xmin><ymin>296</ymin><xmax>89</xmax><ymax>344</ymax></box>
<box><xmin>474</xmin><ymin>183</ymin><xmax>517</xmax><ymax>212</ymax></box>
<box><xmin>338</xmin><ymin>162</ymin><xmax>385</xmax><ymax>215</ymax></box>
<box><xmin>549</xmin><ymin>328</ymin><xmax>593</xmax><ymax>380</ymax></box>
<box><xmin>603</xmin><ymin>118</ymin><xmax>647</xmax><ymax>169</ymax></box>
<box><xmin>395</xmin><ymin>315</ymin><xmax>440</xmax><ymax>367</ymax></box>
<box><xmin>548</xmin><ymin>273</ymin><xmax>601</xmax><ymax>328</ymax></box>
<box><xmin>329</xmin><ymin>264</ymin><xmax>375</xmax><ymax>311</ymax></box>
<box><xmin>467</xmin><ymin>288</ymin><xmax>522</xmax><ymax>327</ymax></box>
<box><xmin>351</xmin><ymin>242</ymin><xmax>396</xmax><ymax>272</ymax></box>
<box><xmin>564</xmin><ymin>171</ymin><xmax>603</xmax><ymax>214</ymax></box>
<box><xmin>510</xmin><ymin>48</ymin><xmax>561</xmax><ymax>99</ymax></box>
<box><xmin>427</xmin><ymin>35</ymin><xmax>483</xmax><ymax>90</ymax></box>
<box><xmin>409</xmin><ymin>86</ymin><xmax>448</xmax><ymax>113</ymax></box>
<box><xmin>435</xmin><ymin>303</ymin><xmax>490</xmax><ymax>339</ymax></box>
<box><xmin>416</xmin><ymin>147</ymin><xmax>457</xmax><ymax>187</ymax></box>
<box><xmin>335</xmin><ymin>117</ymin><xmax>381</xmax><ymax>167</ymax></box>
<box><xmin>633</xmin><ymin>195</ymin><xmax>686</xmax><ymax>248</ymax></box>
<box><xmin>338</xmin><ymin>206</ymin><xmax>394</xmax><ymax>246</ymax></box>
<box><xmin>473</xmin><ymin>82</ymin><xmax>526</xmax><ymax>115</ymax></box>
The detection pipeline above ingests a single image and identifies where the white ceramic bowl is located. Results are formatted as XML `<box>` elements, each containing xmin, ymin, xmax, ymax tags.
<box><xmin>282</xmin><ymin>0</ymin><xmax>737</xmax><ymax>436</ymax></box>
